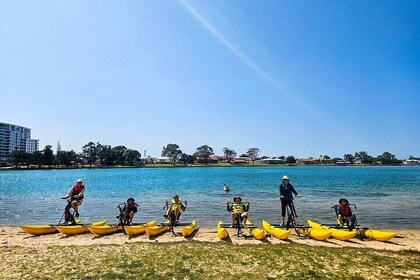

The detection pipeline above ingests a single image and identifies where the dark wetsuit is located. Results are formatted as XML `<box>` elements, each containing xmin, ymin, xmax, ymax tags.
<box><xmin>279</xmin><ymin>183</ymin><xmax>298</xmax><ymax>217</ymax></box>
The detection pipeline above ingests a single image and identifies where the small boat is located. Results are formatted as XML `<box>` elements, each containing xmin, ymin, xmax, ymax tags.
<box><xmin>55</xmin><ymin>220</ymin><xmax>107</xmax><ymax>236</ymax></box>
<box><xmin>19</xmin><ymin>225</ymin><xmax>58</xmax><ymax>236</ymax></box>
<box><xmin>181</xmin><ymin>220</ymin><xmax>197</xmax><ymax>237</ymax></box>
<box><xmin>262</xmin><ymin>220</ymin><xmax>291</xmax><ymax>240</ymax></box>
<box><xmin>145</xmin><ymin>224</ymin><xmax>169</xmax><ymax>237</ymax></box>
<box><xmin>124</xmin><ymin>221</ymin><xmax>157</xmax><ymax>236</ymax></box>
<box><xmin>217</xmin><ymin>221</ymin><xmax>229</xmax><ymax>239</ymax></box>
<box><xmin>298</xmin><ymin>227</ymin><xmax>331</xmax><ymax>241</ymax></box>
<box><xmin>88</xmin><ymin>225</ymin><xmax>121</xmax><ymax>236</ymax></box>
<box><xmin>307</xmin><ymin>220</ymin><xmax>357</xmax><ymax>241</ymax></box>
<box><xmin>245</xmin><ymin>219</ymin><xmax>265</xmax><ymax>240</ymax></box>
<box><xmin>358</xmin><ymin>229</ymin><xmax>396</xmax><ymax>242</ymax></box>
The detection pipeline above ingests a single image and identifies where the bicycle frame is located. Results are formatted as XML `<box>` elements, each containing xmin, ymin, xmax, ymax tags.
<box><xmin>59</xmin><ymin>198</ymin><xmax>77</xmax><ymax>225</ymax></box>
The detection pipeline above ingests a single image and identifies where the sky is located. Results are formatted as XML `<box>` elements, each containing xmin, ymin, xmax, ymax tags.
<box><xmin>0</xmin><ymin>1</ymin><xmax>419</xmax><ymax>159</ymax></box>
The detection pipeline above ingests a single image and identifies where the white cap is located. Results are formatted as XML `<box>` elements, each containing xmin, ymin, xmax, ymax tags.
<box><xmin>282</xmin><ymin>175</ymin><xmax>290</xmax><ymax>181</ymax></box>
<box><xmin>76</xmin><ymin>178</ymin><xmax>83</xmax><ymax>183</ymax></box>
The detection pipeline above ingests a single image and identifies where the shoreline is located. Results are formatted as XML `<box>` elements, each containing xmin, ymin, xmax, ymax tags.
<box><xmin>1</xmin><ymin>226</ymin><xmax>419</xmax><ymax>252</ymax></box>
<box><xmin>0</xmin><ymin>164</ymin><xmax>415</xmax><ymax>171</ymax></box>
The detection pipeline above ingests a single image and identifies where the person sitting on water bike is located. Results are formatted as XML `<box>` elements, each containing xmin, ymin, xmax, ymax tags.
<box><xmin>335</xmin><ymin>198</ymin><xmax>352</xmax><ymax>227</ymax></box>
<box><xmin>227</xmin><ymin>197</ymin><xmax>249</xmax><ymax>227</ymax></box>
<box><xmin>164</xmin><ymin>195</ymin><xmax>187</xmax><ymax>224</ymax></box>
<box><xmin>118</xmin><ymin>197</ymin><xmax>139</xmax><ymax>225</ymax></box>
<box><xmin>61</xmin><ymin>178</ymin><xmax>85</xmax><ymax>218</ymax></box>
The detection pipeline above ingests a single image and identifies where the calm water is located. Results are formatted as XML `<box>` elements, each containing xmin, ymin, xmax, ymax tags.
<box><xmin>0</xmin><ymin>166</ymin><xmax>419</xmax><ymax>229</ymax></box>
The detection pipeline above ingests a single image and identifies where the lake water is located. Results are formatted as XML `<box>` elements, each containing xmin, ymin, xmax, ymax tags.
<box><xmin>0</xmin><ymin>166</ymin><xmax>419</xmax><ymax>229</ymax></box>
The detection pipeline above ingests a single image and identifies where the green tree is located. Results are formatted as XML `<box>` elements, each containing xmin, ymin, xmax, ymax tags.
<box><xmin>43</xmin><ymin>145</ymin><xmax>54</xmax><ymax>167</ymax></box>
<box><xmin>354</xmin><ymin>151</ymin><xmax>373</xmax><ymax>164</ymax></box>
<box><xmin>379</xmin><ymin>151</ymin><xmax>396</xmax><ymax>165</ymax></box>
<box><xmin>32</xmin><ymin>151</ymin><xmax>43</xmax><ymax>167</ymax></box>
<box><xmin>285</xmin><ymin>155</ymin><xmax>296</xmax><ymax>166</ymax></box>
<box><xmin>8</xmin><ymin>150</ymin><xmax>30</xmax><ymax>167</ymax></box>
<box><xmin>111</xmin><ymin>146</ymin><xmax>127</xmax><ymax>165</ymax></box>
<box><xmin>96</xmin><ymin>144</ymin><xmax>112</xmax><ymax>166</ymax></box>
<box><xmin>57</xmin><ymin>150</ymin><xmax>77</xmax><ymax>166</ymax></box>
<box><xmin>162</xmin><ymin>144</ymin><xmax>182</xmax><ymax>165</ymax></box>
<box><xmin>194</xmin><ymin>145</ymin><xmax>214</xmax><ymax>164</ymax></box>
<box><xmin>343</xmin><ymin>154</ymin><xmax>354</xmax><ymax>164</ymax></box>
<box><xmin>246</xmin><ymin>148</ymin><xmax>260</xmax><ymax>165</ymax></box>
<box><xmin>123</xmin><ymin>149</ymin><xmax>141</xmax><ymax>166</ymax></box>
<box><xmin>180</xmin><ymin>153</ymin><xmax>195</xmax><ymax>165</ymax></box>
<box><xmin>223</xmin><ymin>147</ymin><xmax>236</xmax><ymax>162</ymax></box>
<box><xmin>82</xmin><ymin>142</ymin><xmax>97</xmax><ymax>167</ymax></box>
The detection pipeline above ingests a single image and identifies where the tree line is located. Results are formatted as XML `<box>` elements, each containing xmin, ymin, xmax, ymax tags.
<box><xmin>3</xmin><ymin>141</ymin><xmax>406</xmax><ymax>168</ymax></box>
<box><xmin>6</xmin><ymin>142</ymin><xmax>142</xmax><ymax>168</ymax></box>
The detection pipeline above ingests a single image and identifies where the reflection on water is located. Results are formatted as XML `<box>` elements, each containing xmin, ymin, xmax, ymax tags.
<box><xmin>0</xmin><ymin>166</ymin><xmax>419</xmax><ymax>229</ymax></box>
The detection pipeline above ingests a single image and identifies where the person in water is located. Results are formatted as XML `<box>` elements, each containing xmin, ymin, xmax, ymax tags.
<box><xmin>61</xmin><ymin>178</ymin><xmax>85</xmax><ymax>218</ymax></box>
<box><xmin>119</xmin><ymin>197</ymin><xmax>139</xmax><ymax>225</ymax></box>
<box><xmin>335</xmin><ymin>198</ymin><xmax>352</xmax><ymax>226</ymax></box>
<box><xmin>223</xmin><ymin>184</ymin><xmax>230</xmax><ymax>192</ymax></box>
<box><xmin>279</xmin><ymin>175</ymin><xmax>300</xmax><ymax>226</ymax></box>
<box><xmin>164</xmin><ymin>195</ymin><xmax>187</xmax><ymax>224</ymax></box>
<box><xmin>227</xmin><ymin>196</ymin><xmax>249</xmax><ymax>227</ymax></box>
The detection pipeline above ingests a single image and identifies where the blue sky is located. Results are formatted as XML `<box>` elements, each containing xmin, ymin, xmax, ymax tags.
<box><xmin>1</xmin><ymin>1</ymin><xmax>419</xmax><ymax>159</ymax></box>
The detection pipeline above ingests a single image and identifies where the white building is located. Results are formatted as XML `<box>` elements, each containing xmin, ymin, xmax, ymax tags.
<box><xmin>0</xmin><ymin>122</ymin><xmax>39</xmax><ymax>160</ymax></box>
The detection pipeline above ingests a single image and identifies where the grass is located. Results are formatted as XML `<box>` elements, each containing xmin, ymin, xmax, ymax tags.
<box><xmin>1</xmin><ymin>242</ymin><xmax>418</xmax><ymax>279</ymax></box>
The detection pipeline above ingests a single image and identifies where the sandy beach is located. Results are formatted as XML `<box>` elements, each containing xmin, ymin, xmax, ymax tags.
<box><xmin>1</xmin><ymin>226</ymin><xmax>419</xmax><ymax>251</ymax></box>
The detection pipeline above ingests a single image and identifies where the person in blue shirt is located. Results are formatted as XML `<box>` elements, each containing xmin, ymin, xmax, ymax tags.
<box><xmin>279</xmin><ymin>175</ymin><xmax>300</xmax><ymax>226</ymax></box>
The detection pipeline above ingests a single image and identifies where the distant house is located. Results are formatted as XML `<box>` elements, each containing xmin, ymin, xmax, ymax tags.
<box><xmin>260</xmin><ymin>158</ymin><xmax>285</xmax><ymax>164</ymax></box>
<box><xmin>403</xmin><ymin>159</ymin><xmax>420</xmax><ymax>165</ymax></box>
<box><xmin>231</xmin><ymin>158</ymin><xmax>247</xmax><ymax>165</ymax></box>
<box><xmin>156</xmin><ymin>157</ymin><xmax>171</xmax><ymax>164</ymax></box>
<box><xmin>296</xmin><ymin>156</ymin><xmax>331</xmax><ymax>165</ymax></box>
<box><xmin>209</xmin><ymin>155</ymin><xmax>223</xmax><ymax>163</ymax></box>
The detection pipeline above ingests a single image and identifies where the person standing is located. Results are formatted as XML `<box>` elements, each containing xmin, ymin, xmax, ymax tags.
<box><xmin>279</xmin><ymin>175</ymin><xmax>299</xmax><ymax>226</ymax></box>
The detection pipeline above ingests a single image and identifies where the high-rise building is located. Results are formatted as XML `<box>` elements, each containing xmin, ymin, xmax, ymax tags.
<box><xmin>0</xmin><ymin>122</ymin><xmax>40</xmax><ymax>160</ymax></box>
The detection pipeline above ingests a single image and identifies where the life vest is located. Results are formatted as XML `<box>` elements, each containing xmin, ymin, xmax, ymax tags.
<box><xmin>339</xmin><ymin>204</ymin><xmax>351</xmax><ymax>216</ymax></box>
<box><xmin>232</xmin><ymin>202</ymin><xmax>245</xmax><ymax>214</ymax></box>
<box><xmin>171</xmin><ymin>198</ymin><xmax>182</xmax><ymax>211</ymax></box>
<box><xmin>72</xmin><ymin>184</ymin><xmax>84</xmax><ymax>195</ymax></box>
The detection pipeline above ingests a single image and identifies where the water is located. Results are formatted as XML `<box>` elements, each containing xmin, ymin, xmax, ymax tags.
<box><xmin>0</xmin><ymin>166</ymin><xmax>419</xmax><ymax>229</ymax></box>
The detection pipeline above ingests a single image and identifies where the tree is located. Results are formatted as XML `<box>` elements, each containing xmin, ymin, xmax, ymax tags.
<box><xmin>43</xmin><ymin>145</ymin><xmax>54</xmax><ymax>167</ymax></box>
<box><xmin>123</xmin><ymin>149</ymin><xmax>141</xmax><ymax>166</ymax></box>
<box><xmin>223</xmin><ymin>147</ymin><xmax>236</xmax><ymax>162</ymax></box>
<box><xmin>380</xmin><ymin>151</ymin><xmax>396</xmax><ymax>165</ymax></box>
<box><xmin>354</xmin><ymin>151</ymin><xmax>373</xmax><ymax>164</ymax></box>
<box><xmin>96</xmin><ymin>144</ymin><xmax>112</xmax><ymax>165</ymax></box>
<box><xmin>82</xmin><ymin>142</ymin><xmax>97</xmax><ymax>167</ymax></box>
<box><xmin>111</xmin><ymin>146</ymin><xmax>127</xmax><ymax>165</ymax></box>
<box><xmin>246</xmin><ymin>148</ymin><xmax>260</xmax><ymax>165</ymax></box>
<box><xmin>57</xmin><ymin>150</ymin><xmax>77</xmax><ymax>166</ymax></box>
<box><xmin>9</xmin><ymin>150</ymin><xmax>30</xmax><ymax>167</ymax></box>
<box><xmin>180</xmin><ymin>153</ymin><xmax>195</xmax><ymax>165</ymax></box>
<box><xmin>343</xmin><ymin>154</ymin><xmax>354</xmax><ymax>164</ymax></box>
<box><xmin>162</xmin><ymin>144</ymin><xmax>182</xmax><ymax>165</ymax></box>
<box><xmin>32</xmin><ymin>151</ymin><xmax>43</xmax><ymax>167</ymax></box>
<box><xmin>285</xmin><ymin>155</ymin><xmax>296</xmax><ymax>166</ymax></box>
<box><xmin>194</xmin><ymin>145</ymin><xmax>214</xmax><ymax>164</ymax></box>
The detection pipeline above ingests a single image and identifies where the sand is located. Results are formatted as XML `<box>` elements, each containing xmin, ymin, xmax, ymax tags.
<box><xmin>0</xmin><ymin>226</ymin><xmax>419</xmax><ymax>251</ymax></box>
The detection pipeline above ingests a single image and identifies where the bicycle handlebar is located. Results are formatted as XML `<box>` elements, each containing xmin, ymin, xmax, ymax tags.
<box><xmin>331</xmin><ymin>203</ymin><xmax>357</xmax><ymax>209</ymax></box>
<box><xmin>226</xmin><ymin>201</ymin><xmax>250</xmax><ymax>205</ymax></box>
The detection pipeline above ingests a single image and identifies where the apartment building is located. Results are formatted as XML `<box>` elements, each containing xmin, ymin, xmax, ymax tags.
<box><xmin>0</xmin><ymin>122</ymin><xmax>39</xmax><ymax>160</ymax></box>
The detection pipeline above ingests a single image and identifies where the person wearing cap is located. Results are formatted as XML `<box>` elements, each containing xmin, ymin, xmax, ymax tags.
<box><xmin>164</xmin><ymin>194</ymin><xmax>187</xmax><ymax>224</ymax></box>
<box><xmin>335</xmin><ymin>198</ymin><xmax>352</xmax><ymax>227</ymax></box>
<box><xmin>61</xmin><ymin>178</ymin><xmax>85</xmax><ymax>218</ymax></box>
<box><xmin>279</xmin><ymin>175</ymin><xmax>299</xmax><ymax>226</ymax></box>
<box><xmin>120</xmin><ymin>198</ymin><xmax>139</xmax><ymax>225</ymax></box>
<box><xmin>227</xmin><ymin>196</ymin><xmax>249</xmax><ymax>227</ymax></box>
